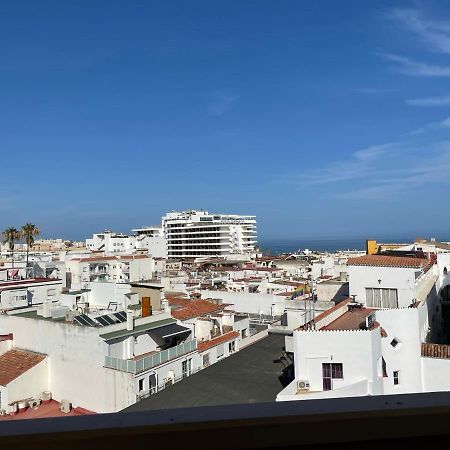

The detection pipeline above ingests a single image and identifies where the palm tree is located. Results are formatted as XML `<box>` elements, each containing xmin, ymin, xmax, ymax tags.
<box><xmin>2</xmin><ymin>227</ymin><xmax>21</xmax><ymax>269</ymax></box>
<box><xmin>21</xmin><ymin>223</ymin><xmax>40</xmax><ymax>269</ymax></box>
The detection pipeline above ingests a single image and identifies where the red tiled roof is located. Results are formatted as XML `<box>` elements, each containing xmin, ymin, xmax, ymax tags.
<box><xmin>0</xmin><ymin>400</ymin><xmax>94</xmax><ymax>420</ymax></box>
<box><xmin>72</xmin><ymin>256</ymin><xmax>117</xmax><ymax>262</ymax></box>
<box><xmin>0</xmin><ymin>349</ymin><xmax>46</xmax><ymax>386</ymax></box>
<box><xmin>0</xmin><ymin>278</ymin><xmax>60</xmax><ymax>289</ymax></box>
<box><xmin>168</xmin><ymin>298</ymin><xmax>226</xmax><ymax>320</ymax></box>
<box><xmin>198</xmin><ymin>331</ymin><xmax>239</xmax><ymax>352</ymax></box>
<box><xmin>347</xmin><ymin>255</ymin><xmax>433</xmax><ymax>269</ymax></box>
<box><xmin>312</xmin><ymin>298</ymin><xmax>352</xmax><ymax>323</ymax></box>
<box><xmin>321</xmin><ymin>307</ymin><xmax>375</xmax><ymax>331</ymax></box>
<box><xmin>119</xmin><ymin>255</ymin><xmax>150</xmax><ymax>260</ymax></box>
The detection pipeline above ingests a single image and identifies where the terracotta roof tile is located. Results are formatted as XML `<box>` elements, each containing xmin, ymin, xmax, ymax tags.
<box><xmin>168</xmin><ymin>298</ymin><xmax>226</xmax><ymax>321</ymax></box>
<box><xmin>0</xmin><ymin>400</ymin><xmax>94</xmax><ymax>420</ymax></box>
<box><xmin>198</xmin><ymin>331</ymin><xmax>239</xmax><ymax>352</ymax></box>
<box><xmin>347</xmin><ymin>255</ymin><xmax>433</xmax><ymax>269</ymax></box>
<box><xmin>0</xmin><ymin>349</ymin><xmax>46</xmax><ymax>386</ymax></box>
<box><xmin>0</xmin><ymin>278</ymin><xmax>60</xmax><ymax>289</ymax></box>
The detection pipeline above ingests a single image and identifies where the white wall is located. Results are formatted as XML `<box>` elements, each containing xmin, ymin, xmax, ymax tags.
<box><xmin>4</xmin><ymin>359</ymin><xmax>49</xmax><ymax>411</ymax></box>
<box><xmin>348</xmin><ymin>265</ymin><xmax>419</xmax><ymax>308</ymax></box>
<box><xmin>201</xmin><ymin>290</ymin><xmax>302</xmax><ymax>316</ymax></box>
<box><xmin>293</xmin><ymin>328</ymin><xmax>382</xmax><ymax>394</ymax></box>
<box><xmin>0</xmin><ymin>315</ymin><xmax>134</xmax><ymax>413</ymax></box>
<box><xmin>422</xmin><ymin>356</ymin><xmax>450</xmax><ymax>392</ymax></box>
<box><xmin>377</xmin><ymin>307</ymin><xmax>425</xmax><ymax>395</ymax></box>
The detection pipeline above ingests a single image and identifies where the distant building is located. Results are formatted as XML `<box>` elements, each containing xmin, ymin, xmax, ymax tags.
<box><xmin>86</xmin><ymin>228</ymin><xmax>166</xmax><ymax>258</ymax></box>
<box><xmin>277</xmin><ymin>252</ymin><xmax>447</xmax><ymax>403</ymax></box>
<box><xmin>163</xmin><ymin>210</ymin><xmax>257</xmax><ymax>258</ymax></box>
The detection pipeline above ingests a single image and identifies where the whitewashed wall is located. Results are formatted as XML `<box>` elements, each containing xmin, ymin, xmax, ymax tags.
<box><xmin>0</xmin><ymin>315</ymin><xmax>135</xmax><ymax>413</ymax></box>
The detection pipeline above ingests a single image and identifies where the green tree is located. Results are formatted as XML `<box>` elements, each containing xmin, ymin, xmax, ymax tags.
<box><xmin>21</xmin><ymin>223</ymin><xmax>40</xmax><ymax>270</ymax></box>
<box><xmin>2</xmin><ymin>227</ymin><xmax>21</xmax><ymax>269</ymax></box>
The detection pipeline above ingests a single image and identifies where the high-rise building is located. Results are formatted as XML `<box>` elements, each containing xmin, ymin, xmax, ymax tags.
<box><xmin>163</xmin><ymin>210</ymin><xmax>257</xmax><ymax>258</ymax></box>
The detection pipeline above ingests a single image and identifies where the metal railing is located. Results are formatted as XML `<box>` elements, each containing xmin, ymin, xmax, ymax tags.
<box><xmin>105</xmin><ymin>340</ymin><xmax>198</xmax><ymax>374</ymax></box>
<box><xmin>136</xmin><ymin>366</ymin><xmax>203</xmax><ymax>402</ymax></box>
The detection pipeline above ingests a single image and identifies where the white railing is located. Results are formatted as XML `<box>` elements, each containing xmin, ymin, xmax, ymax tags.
<box><xmin>105</xmin><ymin>340</ymin><xmax>197</xmax><ymax>374</ymax></box>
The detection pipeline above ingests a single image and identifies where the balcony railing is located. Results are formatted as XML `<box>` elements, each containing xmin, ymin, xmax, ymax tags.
<box><xmin>105</xmin><ymin>340</ymin><xmax>198</xmax><ymax>374</ymax></box>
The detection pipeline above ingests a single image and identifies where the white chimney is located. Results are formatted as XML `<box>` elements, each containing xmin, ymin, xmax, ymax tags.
<box><xmin>42</xmin><ymin>301</ymin><xmax>52</xmax><ymax>318</ymax></box>
<box><xmin>161</xmin><ymin>297</ymin><xmax>171</xmax><ymax>313</ymax></box>
<box><xmin>126</xmin><ymin>311</ymin><xmax>134</xmax><ymax>331</ymax></box>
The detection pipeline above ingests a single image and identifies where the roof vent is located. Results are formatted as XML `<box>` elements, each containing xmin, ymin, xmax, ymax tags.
<box><xmin>60</xmin><ymin>399</ymin><xmax>71</xmax><ymax>414</ymax></box>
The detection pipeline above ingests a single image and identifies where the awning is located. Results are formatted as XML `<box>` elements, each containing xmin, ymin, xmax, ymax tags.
<box><xmin>148</xmin><ymin>324</ymin><xmax>191</xmax><ymax>347</ymax></box>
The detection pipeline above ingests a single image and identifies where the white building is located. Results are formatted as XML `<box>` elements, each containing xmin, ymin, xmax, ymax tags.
<box><xmin>0</xmin><ymin>278</ymin><xmax>63</xmax><ymax>311</ymax></box>
<box><xmin>86</xmin><ymin>228</ymin><xmax>166</xmax><ymax>258</ymax></box>
<box><xmin>163</xmin><ymin>210</ymin><xmax>257</xmax><ymax>258</ymax></box>
<box><xmin>277</xmin><ymin>253</ymin><xmax>446</xmax><ymax>402</ymax></box>
<box><xmin>65</xmin><ymin>254</ymin><xmax>155</xmax><ymax>286</ymax></box>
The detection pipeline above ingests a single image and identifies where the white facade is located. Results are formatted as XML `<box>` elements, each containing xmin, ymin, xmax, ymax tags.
<box><xmin>65</xmin><ymin>255</ymin><xmax>155</xmax><ymax>286</ymax></box>
<box><xmin>163</xmin><ymin>210</ymin><xmax>257</xmax><ymax>258</ymax></box>
<box><xmin>277</xmin><ymin>257</ymin><xmax>444</xmax><ymax>403</ymax></box>
<box><xmin>348</xmin><ymin>262</ymin><xmax>434</xmax><ymax>308</ymax></box>
<box><xmin>86</xmin><ymin>228</ymin><xmax>166</xmax><ymax>258</ymax></box>
<box><xmin>0</xmin><ymin>279</ymin><xmax>63</xmax><ymax>311</ymax></box>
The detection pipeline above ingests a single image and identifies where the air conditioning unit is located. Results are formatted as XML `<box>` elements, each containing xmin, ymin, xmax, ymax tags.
<box><xmin>29</xmin><ymin>399</ymin><xmax>41</xmax><ymax>409</ymax></box>
<box><xmin>41</xmin><ymin>391</ymin><xmax>52</xmax><ymax>402</ymax></box>
<box><xmin>297</xmin><ymin>380</ymin><xmax>310</xmax><ymax>391</ymax></box>
<box><xmin>60</xmin><ymin>399</ymin><xmax>72</xmax><ymax>414</ymax></box>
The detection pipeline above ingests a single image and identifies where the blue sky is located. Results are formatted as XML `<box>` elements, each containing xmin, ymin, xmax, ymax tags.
<box><xmin>1</xmin><ymin>0</ymin><xmax>450</xmax><ymax>241</ymax></box>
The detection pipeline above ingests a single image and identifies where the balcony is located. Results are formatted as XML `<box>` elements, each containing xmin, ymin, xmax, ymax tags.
<box><xmin>105</xmin><ymin>340</ymin><xmax>197</xmax><ymax>374</ymax></box>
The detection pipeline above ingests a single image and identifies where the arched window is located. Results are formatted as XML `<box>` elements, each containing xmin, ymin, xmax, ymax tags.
<box><xmin>444</xmin><ymin>267</ymin><xmax>448</xmax><ymax>276</ymax></box>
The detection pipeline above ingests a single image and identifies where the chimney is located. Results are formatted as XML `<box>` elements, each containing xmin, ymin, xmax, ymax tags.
<box><xmin>42</xmin><ymin>301</ymin><xmax>52</xmax><ymax>318</ymax></box>
<box><xmin>126</xmin><ymin>311</ymin><xmax>134</xmax><ymax>331</ymax></box>
<box><xmin>161</xmin><ymin>297</ymin><xmax>171</xmax><ymax>313</ymax></box>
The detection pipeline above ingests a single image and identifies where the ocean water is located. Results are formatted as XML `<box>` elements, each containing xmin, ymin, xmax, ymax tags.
<box><xmin>258</xmin><ymin>237</ymin><xmax>437</xmax><ymax>254</ymax></box>
<box><xmin>259</xmin><ymin>239</ymin><xmax>366</xmax><ymax>254</ymax></box>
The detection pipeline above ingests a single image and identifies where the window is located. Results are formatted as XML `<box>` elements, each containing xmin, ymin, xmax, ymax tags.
<box><xmin>229</xmin><ymin>341</ymin><xmax>236</xmax><ymax>354</ymax></box>
<box><xmin>365</xmin><ymin>288</ymin><xmax>398</xmax><ymax>308</ymax></box>
<box><xmin>382</xmin><ymin>357</ymin><xmax>388</xmax><ymax>378</ymax></box>
<box><xmin>322</xmin><ymin>363</ymin><xmax>343</xmax><ymax>391</ymax></box>
<box><xmin>202</xmin><ymin>353</ymin><xmax>210</xmax><ymax>368</ymax></box>
<box><xmin>444</xmin><ymin>267</ymin><xmax>448</xmax><ymax>276</ymax></box>
<box><xmin>393</xmin><ymin>371</ymin><xmax>400</xmax><ymax>385</ymax></box>
<box><xmin>47</xmin><ymin>288</ymin><xmax>56</xmax><ymax>297</ymax></box>
<box><xmin>391</xmin><ymin>338</ymin><xmax>399</xmax><ymax>348</ymax></box>
<box><xmin>241</xmin><ymin>328</ymin><xmax>248</xmax><ymax>339</ymax></box>
<box><xmin>138</xmin><ymin>378</ymin><xmax>144</xmax><ymax>392</ymax></box>
<box><xmin>182</xmin><ymin>359</ymin><xmax>192</xmax><ymax>378</ymax></box>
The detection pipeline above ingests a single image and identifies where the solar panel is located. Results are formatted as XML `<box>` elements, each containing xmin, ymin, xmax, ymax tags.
<box><xmin>95</xmin><ymin>316</ymin><xmax>111</xmax><ymax>327</ymax></box>
<box><xmin>74</xmin><ymin>314</ymin><xmax>98</xmax><ymax>327</ymax></box>
<box><xmin>102</xmin><ymin>315</ymin><xmax>116</xmax><ymax>325</ymax></box>
<box><xmin>113</xmin><ymin>311</ymin><xmax>127</xmax><ymax>323</ymax></box>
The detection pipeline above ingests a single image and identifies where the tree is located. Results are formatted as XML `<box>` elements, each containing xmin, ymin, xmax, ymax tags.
<box><xmin>21</xmin><ymin>223</ymin><xmax>40</xmax><ymax>270</ymax></box>
<box><xmin>2</xmin><ymin>227</ymin><xmax>21</xmax><ymax>269</ymax></box>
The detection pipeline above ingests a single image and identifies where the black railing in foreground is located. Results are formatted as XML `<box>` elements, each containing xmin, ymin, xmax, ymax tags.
<box><xmin>2</xmin><ymin>392</ymin><xmax>450</xmax><ymax>449</ymax></box>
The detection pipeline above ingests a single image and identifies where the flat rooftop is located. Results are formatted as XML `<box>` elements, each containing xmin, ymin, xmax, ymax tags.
<box><xmin>321</xmin><ymin>307</ymin><xmax>374</xmax><ymax>331</ymax></box>
<box><xmin>124</xmin><ymin>334</ymin><xmax>291</xmax><ymax>412</ymax></box>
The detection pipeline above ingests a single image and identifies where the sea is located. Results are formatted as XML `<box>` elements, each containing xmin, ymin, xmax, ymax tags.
<box><xmin>259</xmin><ymin>237</ymin><xmax>450</xmax><ymax>255</ymax></box>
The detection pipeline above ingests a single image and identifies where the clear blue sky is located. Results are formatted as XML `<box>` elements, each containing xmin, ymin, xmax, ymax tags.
<box><xmin>1</xmin><ymin>1</ymin><xmax>450</xmax><ymax>241</ymax></box>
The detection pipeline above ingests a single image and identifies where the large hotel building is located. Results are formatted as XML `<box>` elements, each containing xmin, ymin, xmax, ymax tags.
<box><xmin>163</xmin><ymin>210</ymin><xmax>257</xmax><ymax>258</ymax></box>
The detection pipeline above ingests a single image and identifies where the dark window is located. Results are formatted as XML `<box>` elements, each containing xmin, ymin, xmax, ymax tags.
<box><xmin>382</xmin><ymin>357</ymin><xmax>388</xmax><ymax>378</ymax></box>
<box><xmin>444</xmin><ymin>267</ymin><xmax>448</xmax><ymax>276</ymax></box>
<box><xmin>322</xmin><ymin>363</ymin><xmax>343</xmax><ymax>391</ymax></box>
<box><xmin>391</xmin><ymin>338</ymin><xmax>399</xmax><ymax>348</ymax></box>
<box><xmin>393</xmin><ymin>371</ymin><xmax>400</xmax><ymax>385</ymax></box>
<box><xmin>323</xmin><ymin>378</ymin><xmax>332</xmax><ymax>391</ymax></box>
<box><xmin>332</xmin><ymin>363</ymin><xmax>343</xmax><ymax>379</ymax></box>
